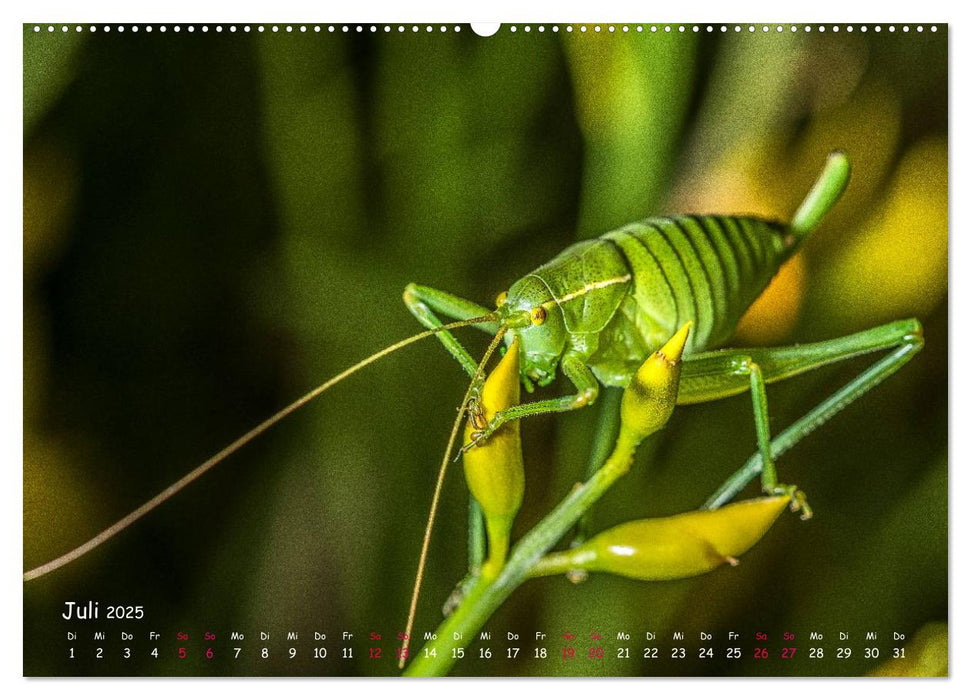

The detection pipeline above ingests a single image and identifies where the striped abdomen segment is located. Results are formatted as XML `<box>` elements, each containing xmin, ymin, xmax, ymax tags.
<box><xmin>602</xmin><ymin>215</ymin><xmax>791</xmax><ymax>351</ymax></box>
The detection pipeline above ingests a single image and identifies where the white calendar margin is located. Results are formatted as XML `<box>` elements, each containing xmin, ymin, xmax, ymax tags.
<box><xmin>3</xmin><ymin>1</ymin><xmax>962</xmax><ymax>699</ymax></box>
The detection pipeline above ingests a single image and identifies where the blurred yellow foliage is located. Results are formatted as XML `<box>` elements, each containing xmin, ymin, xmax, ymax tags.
<box><xmin>815</xmin><ymin>137</ymin><xmax>948</xmax><ymax>330</ymax></box>
<box><xmin>868</xmin><ymin>622</ymin><xmax>947</xmax><ymax>677</ymax></box>
<box><xmin>734</xmin><ymin>253</ymin><xmax>809</xmax><ymax>345</ymax></box>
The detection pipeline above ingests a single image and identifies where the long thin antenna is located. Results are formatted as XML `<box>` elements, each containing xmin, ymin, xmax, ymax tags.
<box><xmin>24</xmin><ymin>314</ymin><xmax>498</xmax><ymax>583</ymax></box>
<box><xmin>399</xmin><ymin>324</ymin><xmax>508</xmax><ymax>668</ymax></box>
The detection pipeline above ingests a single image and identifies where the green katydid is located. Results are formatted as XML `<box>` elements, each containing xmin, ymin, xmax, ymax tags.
<box><xmin>395</xmin><ymin>150</ymin><xmax>922</xmax><ymax>654</ymax></box>
<box><xmin>24</xmin><ymin>153</ymin><xmax>923</xmax><ymax>655</ymax></box>
<box><xmin>406</xmin><ymin>152</ymin><xmax>921</xmax><ymax>507</ymax></box>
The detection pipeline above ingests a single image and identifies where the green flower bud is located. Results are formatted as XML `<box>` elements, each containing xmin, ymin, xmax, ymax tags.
<box><xmin>463</xmin><ymin>338</ymin><xmax>525</xmax><ymax>578</ymax></box>
<box><xmin>532</xmin><ymin>496</ymin><xmax>790</xmax><ymax>581</ymax></box>
<box><xmin>619</xmin><ymin>322</ymin><xmax>691</xmax><ymax>448</ymax></box>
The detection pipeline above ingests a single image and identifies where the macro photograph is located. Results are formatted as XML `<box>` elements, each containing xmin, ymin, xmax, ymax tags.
<box><xmin>23</xmin><ymin>21</ymin><xmax>947</xmax><ymax>677</ymax></box>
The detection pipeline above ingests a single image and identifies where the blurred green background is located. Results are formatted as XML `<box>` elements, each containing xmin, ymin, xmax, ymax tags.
<box><xmin>23</xmin><ymin>24</ymin><xmax>947</xmax><ymax>676</ymax></box>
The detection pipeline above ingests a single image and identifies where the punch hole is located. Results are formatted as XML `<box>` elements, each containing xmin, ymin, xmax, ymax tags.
<box><xmin>471</xmin><ymin>23</ymin><xmax>500</xmax><ymax>37</ymax></box>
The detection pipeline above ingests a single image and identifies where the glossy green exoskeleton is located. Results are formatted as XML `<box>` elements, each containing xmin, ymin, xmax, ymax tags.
<box><xmin>403</xmin><ymin>151</ymin><xmax>923</xmax><ymax>511</ymax></box>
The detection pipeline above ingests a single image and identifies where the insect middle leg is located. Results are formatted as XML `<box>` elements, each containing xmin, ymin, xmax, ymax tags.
<box><xmin>677</xmin><ymin>318</ymin><xmax>924</xmax><ymax>514</ymax></box>
<box><xmin>461</xmin><ymin>351</ymin><xmax>601</xmax><ymax>450</ymax></box>
<box><xmin>403</xmin><ymin>283</ymin><xmax>500</xmax><ymax>378</ymax></box>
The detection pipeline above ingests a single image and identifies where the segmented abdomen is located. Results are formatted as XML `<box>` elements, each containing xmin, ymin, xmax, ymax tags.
<box><xmin>602</xmin><ymin>215</ymin><xmax>791</xmax><ymax>352</ymax></box>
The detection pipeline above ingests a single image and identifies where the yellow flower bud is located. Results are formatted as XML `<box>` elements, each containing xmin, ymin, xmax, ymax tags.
<box><xmin>532</xmin><ymin>496</ymin><xmax>790</xmax><ymax>581</ymax></box>
<box><xmin>619</xmin><ymin>323</ymin><xmax>691</xmax><ymax>448</ymax></box>
<box><xmin>463</xmin><ymin>338</ymin><xmax>525</xmax><ymax>578</ymax></box>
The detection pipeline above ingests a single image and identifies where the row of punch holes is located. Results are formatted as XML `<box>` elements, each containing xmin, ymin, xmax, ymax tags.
<box><xmin>32</xmin><ymin>24</ymin><xmax>939</xmax><ymax>35</ymax></box>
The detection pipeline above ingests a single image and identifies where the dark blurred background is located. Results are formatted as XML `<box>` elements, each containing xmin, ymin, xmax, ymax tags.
<box><xmin>23</xmin><ymin>23</ymin><xmax>947</xmax><ymax>676</ymax></box>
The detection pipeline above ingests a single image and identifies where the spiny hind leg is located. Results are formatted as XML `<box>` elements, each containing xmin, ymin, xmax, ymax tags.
<box><xmin>677</xmin><ymin>319</ymin><xmax>924</xmax><ymax>515</ymax></box>
<box><xmin>463</xmin><ymin>352</ymin><xmax>599</xmax><ymax>450</ymax></box>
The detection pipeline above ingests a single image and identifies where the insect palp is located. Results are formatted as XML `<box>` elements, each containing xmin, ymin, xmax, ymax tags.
<box><xmin>467</xmin><ymin>396</ymin><xmax>488</xmax><ymax>430</ymax></box>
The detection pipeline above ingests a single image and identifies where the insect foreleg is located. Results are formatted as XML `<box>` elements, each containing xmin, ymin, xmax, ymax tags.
<box><xmin>464</xmin><ymin>352</ymin><xmax>600</xmax><ymax>449</ymax></box>
<box><xmin>403</xmin><ymin>284</ymin><xmax>505</xmax><ymax>574</ymax></box>
<box><xmin>673</xmin><ymin>319</ymin><xmax>923</xmax><ymax>512</ymax></box>
<box><xmin>403</xmin><ymin>283</ymin><xmax>500</xmax><ymax>378</ymax></box>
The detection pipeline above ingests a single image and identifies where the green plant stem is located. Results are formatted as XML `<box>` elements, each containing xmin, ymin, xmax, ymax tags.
<box><xmin>403</xmin><ymin>433</ymin><xmax>639</xmax><ymax>676</ymax></box>
<box><xmin>468</xmin><ymin>496</ymin><xmax>485</xmax><ymax>571</ymax></box>
<box><xmin>528</xmin><ymin>548</ymin><xmax>596</xmax><ymax>578</ymax></box>
<box><xmin>573</xmin><ymin>387</ymin><xmax>622</xmax><ymax>545</ymax></box>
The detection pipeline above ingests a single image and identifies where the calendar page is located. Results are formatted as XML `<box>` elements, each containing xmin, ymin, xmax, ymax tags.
<box><xmin>22</xmin><ymin>21</ymin><xmax>948</xmax><ymax>678</ymax></box>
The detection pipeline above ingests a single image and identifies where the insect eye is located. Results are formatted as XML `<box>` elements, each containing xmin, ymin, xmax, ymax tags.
<box><xmin>530</xmin><ymin>307</ymin><xmax>547</xmax><ymax>325</ymax></box>
<box><xmin>495</xmin><ymin>290</ymin><xmax>508</xmax><ymax>307</ymax></box>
